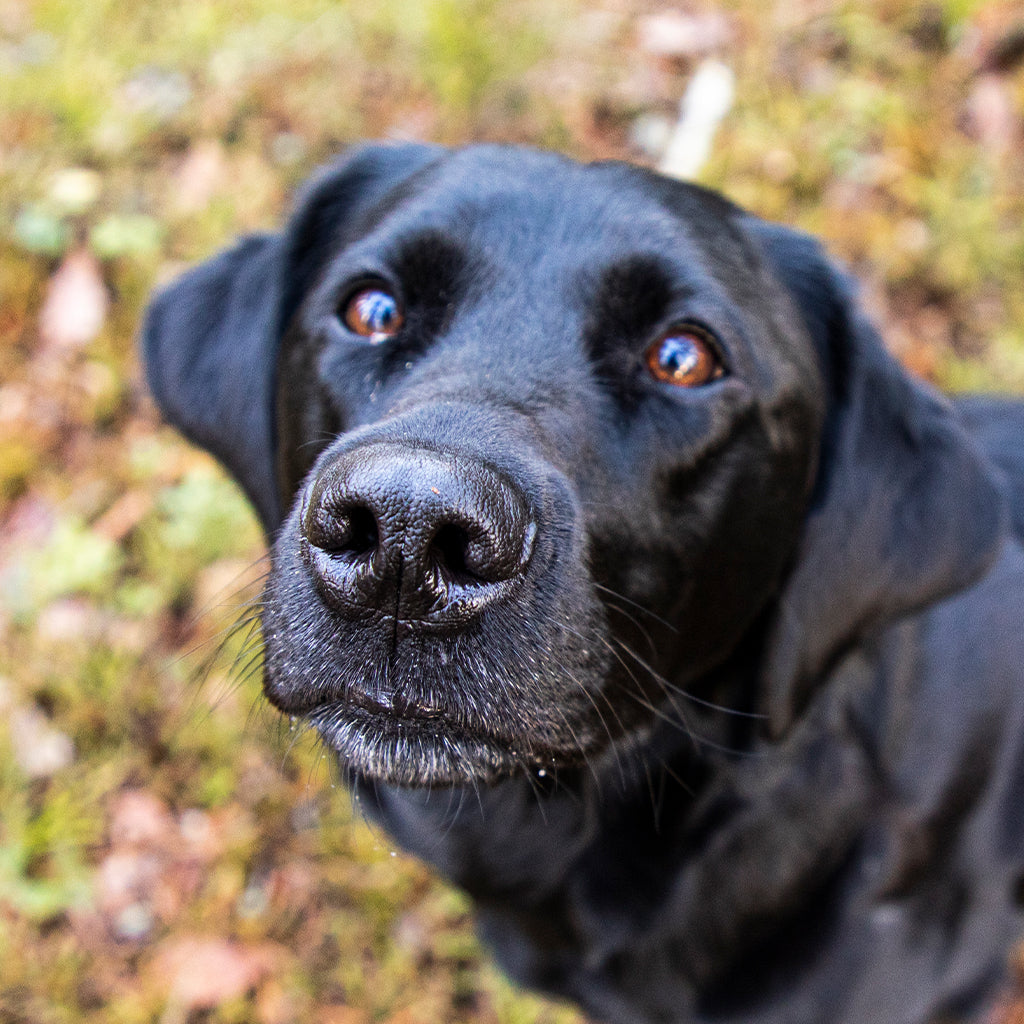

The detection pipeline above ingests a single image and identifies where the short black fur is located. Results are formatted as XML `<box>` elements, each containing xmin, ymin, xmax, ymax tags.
<box><xmin>143</xmin><ymin>143</ymin><xmax>1024</xmax><ymax>1024</ymax></box>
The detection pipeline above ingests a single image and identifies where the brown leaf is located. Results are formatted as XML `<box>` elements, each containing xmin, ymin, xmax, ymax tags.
<box><xmin>151</xmin><ymin>937</ymin><xmax>280</xmax><ymax>1011</ymax></box>
<box><xmin>38</xmin><ymin>248</ymin><xmax>108</xmax><ymax>351</ymax></box>
<box><xmin>92</xmin><ymin>490</ymin><xmax>154</xmax><ymax>542</ymax></box>
<box><xmin>8</xmin><ymin>704</ymin><xmax>75</xmax><ymax>778</ymax></box>
<box><xmin>964</xmin><ymin>74</ymin><xmax>1018</xmax><ymax>156</ymax></box>
<box><xmin>171</xmin><ymin>140</ymin><xmax>227</xmax><ymax>215</ymax></box>
<box><xmin>317</xmin><ymin>1008</ymin><xmax>370</xmax><ymax>1024</ymax></box>
<box><xmin>109</xmin><ymin>790</ymin><xmax>176</xmax><ymax>849</ymax></box>
<box><xmin>256</xmin><ymin>979</ymin><xmax>299</xmax><ymax>1024</ymax></box>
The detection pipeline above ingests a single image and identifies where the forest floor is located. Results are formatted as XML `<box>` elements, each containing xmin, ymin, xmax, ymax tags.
<box><xmin>1</xmin><ymin>0</ymin><xmax>1023</xmax><ymax>1021</ymax></box>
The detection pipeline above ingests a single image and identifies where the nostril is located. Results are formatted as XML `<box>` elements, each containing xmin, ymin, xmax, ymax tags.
<box><xmin>427</xmin><ymin>515</ymin><xmax>533</xmax><ymax>590</ymax></box>
<box><xmin>429</xmin><ymin>523</ymin><xmax>479</xmax><ymax>586</ymax></box>
<box><xmin>309</xmin><ymin>502</ymin><xmax>379</xmax><ymax>558</ymax></box>
<box><xmin>342</xmin><ymin>505</ymin><xmax>379</xmax><ymax>556</ymax></box>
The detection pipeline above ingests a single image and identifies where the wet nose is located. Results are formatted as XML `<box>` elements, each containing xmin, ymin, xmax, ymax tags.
<box><xmin>301</xmin><ymin>444</ymin><xmax>536</xmax><ymax>625</ymax></box>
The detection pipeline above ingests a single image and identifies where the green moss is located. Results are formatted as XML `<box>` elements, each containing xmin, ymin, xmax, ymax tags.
<box><xmin>3</xmin><ymin>518</ymin><xmax>124</xmax><ymax>621</ymax></box>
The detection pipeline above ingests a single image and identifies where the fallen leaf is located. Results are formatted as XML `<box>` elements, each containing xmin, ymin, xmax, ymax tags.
<box><xmin>171</xmin><ymin>140</ymin><xmax>227</xmax><ymax>214</ymax></box>
<box><xmin>92</xmin><ymin>490</ymin><xmax>154</xmax><ymax>542</ymax></box>
<box><xmin>637</xmin><ymin>11</ymin><xmax>732</xmax><ymax>60</ymax></box>
<box><xmin>38</xmin><ymin>248</ymin><xmax>108</xmax><ymax>351</ymax></box>
<box><xmin>152</xmin><ymin>937</ymin><xmax>280</xmax><ymax>1011</ymax></box>
<box><xmin>964</xmin><ymin>73</ymin><xmax>1017</xmax><ymax>156</ymax></box>
<box><xmin>9</xmin><ymin>704</ymin><xmax>74</xmax><ymax>779</ymax></box>
<box><xmin>256</xmin><ymin>979</ymin><xmax>298</xmax><ymax>1024</ymax></box>
<box><xmin>317</xmin><ymin>1008</ymin><xmax>370</xmax><ymax>1024</ymax></box>
<box><xmin>109</xmin><ymin>790</ymin><xmax>175</xmax><ymax>850</ymax></box>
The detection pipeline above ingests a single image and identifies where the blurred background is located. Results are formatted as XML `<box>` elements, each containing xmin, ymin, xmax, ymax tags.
<box><xmin>1</xmin><ymin>1</ymin><xmax>1023</xmax><ymax>1021</ymax></box>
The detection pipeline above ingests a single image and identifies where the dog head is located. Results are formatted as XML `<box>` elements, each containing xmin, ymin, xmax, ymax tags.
<box><xmin>144</xmin><ymin>143</ymin><xmax>1003</xmax><ymax>786</ymax></box>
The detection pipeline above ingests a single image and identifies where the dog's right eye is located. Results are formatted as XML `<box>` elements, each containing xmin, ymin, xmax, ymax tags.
<box><xmin>645</xmin><ymin>326</ymin><xmax>725</xmax><ymax>388</ymax></box>
<box><xmin>341</xmin><ymin>287</ymin><xmax>404</xmax><ymax>343</ymax></box>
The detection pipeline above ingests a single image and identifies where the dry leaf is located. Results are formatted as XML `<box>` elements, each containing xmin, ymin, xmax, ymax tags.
<box><xmin>317</xmin><ymin>1008</ymin><xmax>370</xmax><ymax>1024</ymax></box>
<box><xmin>152</xmin><ymin>937</ymin><xmax>280</xmax><ymax>1011</ymax></box>
<box><xmin>9</xmin><ymin>704</ymin><xmax>74</xmax><ymax>778</ymax></box>
<box><xmin>171</xmin><ymin>140</ymin><xmax>227</xmax><ymax>215</ymax></box>
<box><xmin>109</xmin><ymin>789</ymin><xmax>176</xmax><ymax>849</ymax></box>
<box><xmin>964</xmin><ymin>74</ymin><xmax>1017</xmax><ymax>156</ymax></box>
<box><xmin>637</xmin><ymin>11</ymin><xmax>732</xmax><ymax>60</ymax></box>
<box><xmin>38</xmin><ymin>248</ymin><xmax>108</xmax><ymax>351</ymax></box>
<box><xmin>93</xmin><ymin>490</ymin><xmax>154</xmax><ymax>542</ymax></box>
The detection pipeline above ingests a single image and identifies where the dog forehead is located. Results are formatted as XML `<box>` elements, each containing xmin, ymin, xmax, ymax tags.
<box><xmin>360</xmin><ymin>146</ymin><xmax>744</xmax><ymax>275</ymax></box>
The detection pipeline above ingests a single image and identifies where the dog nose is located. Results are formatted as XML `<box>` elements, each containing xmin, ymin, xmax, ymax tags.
<box><xmin>301</xmin><ymin>445</ymin><xmax>537</xmax><ymax>624</ymax></box>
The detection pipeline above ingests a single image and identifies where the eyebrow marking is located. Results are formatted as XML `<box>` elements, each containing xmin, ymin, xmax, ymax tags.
<box><xmin>585</xmin><ymin>255</ymin><xmax>673</xmax><ymax>361</ymax></box>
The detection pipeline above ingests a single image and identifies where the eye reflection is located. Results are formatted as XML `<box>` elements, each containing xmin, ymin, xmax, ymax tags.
<box><xmin>343</xmin><ymin>288</ymin><xmax>404</xmax><ymax>342</ymax></box>
<box><xmin>645</xmin><ymin>328</ymin><xmax>724</xmax><ymax>387</ymax></box>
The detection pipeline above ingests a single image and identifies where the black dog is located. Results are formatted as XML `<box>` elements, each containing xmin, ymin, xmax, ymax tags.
<box><xmin>144</xmin><ymin>143</ymin><xmax>1024</xmax><ymax>1023</ymax></box>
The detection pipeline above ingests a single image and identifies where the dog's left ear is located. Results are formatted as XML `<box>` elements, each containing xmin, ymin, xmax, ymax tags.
<box><xmin>142</xmin><ymin>142</ymin><xmax>443</xmax><ymax>533</ymax></box>
<box><xmin>746</xmin><ymin>220</ymin><xmax>1008</xmax><ymax>737</ymax></box>
<box><xmin>143</xmin><ymin>233</ymin><xmax>284</xmax><ymax>529</ymax></box>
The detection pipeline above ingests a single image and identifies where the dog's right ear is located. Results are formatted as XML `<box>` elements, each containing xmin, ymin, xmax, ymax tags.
<box><xmin>142</xmin><ymin>142</ymin><xmax>443</xmax><ymax>534</ymax></box>
<box><xmin>745</xmin><ymin>219</ymin><xmax>1006</xmax><ymax>737</ymax></box>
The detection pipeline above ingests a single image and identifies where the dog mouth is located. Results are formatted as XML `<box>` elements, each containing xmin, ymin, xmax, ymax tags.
<box><xmin>304</xmin><ymin>697</ymin><xmax>548</xmax><ymax>787</ymax></box>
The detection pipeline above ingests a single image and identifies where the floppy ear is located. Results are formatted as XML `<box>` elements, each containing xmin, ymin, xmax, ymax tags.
<box><xmin>143</xmin><ymin>233</ymin><xmax>284</xmax><ymax>529</ymax></box>
<box><xmin>142</xmin><ymin>141</ymin><xmax>443</xmax><ymax>534</ymax></box>
<box><xmin>747</xmin><ymin>221</ymin><xmax>1008</xmax><ymax>737</ymax></box>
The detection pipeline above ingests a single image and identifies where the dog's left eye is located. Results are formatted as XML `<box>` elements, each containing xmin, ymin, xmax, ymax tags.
<box><xmin>342</xmin><ymin>287</ymin><xmax>404</xmax><ymax>342</ymax></box>
<box><xmin>645</xmin><ymin>327</ymin><xmax>724</xmax><ymax>388</ymax></box>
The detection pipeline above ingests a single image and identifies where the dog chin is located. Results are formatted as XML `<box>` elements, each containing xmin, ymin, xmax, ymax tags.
<box><xmin>306</xmin><ymin>700</ymin><xmax>568</xmax><ymax>787</ymax></box>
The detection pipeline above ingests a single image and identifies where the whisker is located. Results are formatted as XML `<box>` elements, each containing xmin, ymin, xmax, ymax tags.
<box><xmin>297</xmin><ymin>430</ymin><xmax>343</xmax><ymax>454</ymax></box>
<box><xmin>611</xmin><ymin>637</ymin><xmax>767</xmax><ymax>720</ymax></box>
<box><xmin>595</xmin><ymin>635</ymin><xmax>758</xmax><ymax>760</ymax></box>
<box><xmin>602</xmin><ymin>600</ymin><xmax>658</xmax><ymax>659</ymax></box>
<box><xmin>593</xmin><ymin>582</ymin><xmax>679</xmax><ymax>633</ymax></box>
<box><xmin>549</xmin><ymin>688</ymin><xmax>606</xmax><ymax>791</ymax></box>
<box><xmin>439</xmin><ymin>785</ymin><xmax>471</xmax><ymax>841</ymax></box>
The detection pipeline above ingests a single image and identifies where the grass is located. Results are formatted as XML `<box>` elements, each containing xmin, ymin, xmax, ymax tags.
<box><xmin>0</xmin><ymin>0</ymin><xmax>1022</xmax><ymax>1020</ymax></box>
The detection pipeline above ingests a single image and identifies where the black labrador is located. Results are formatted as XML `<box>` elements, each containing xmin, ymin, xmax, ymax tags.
<box><xmin>143</xmin><ymin>143</ymin><xmax>1024</xmax><ymax>1024</ymax></box>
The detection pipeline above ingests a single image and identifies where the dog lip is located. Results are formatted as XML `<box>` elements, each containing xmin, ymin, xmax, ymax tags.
<box><xmin>312</xmin><ymin>699</ymin><xmax>464</xmax><ymax>733</ymax></box>
<box><xmin>306</xmin><ymin>699</ymin><xmax>522</xmax><ymax>785</ymax></box>
<box><xmin>307</xmin><ymin>700</ymin><xmax>592</xmax><ymax>787</ymax></box>
<box><xmin>343</xmin><ymin>689</ymin><xmax>446</xmax><ymax>721</ymax></box>
<box><xmin>392</xmin><ymin>693</ymin><xmax>445</xmax><ymax>720</ymax></box>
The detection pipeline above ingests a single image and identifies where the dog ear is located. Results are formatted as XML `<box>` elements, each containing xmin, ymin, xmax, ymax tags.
<box><xmin>142</xmin><ymin>142</ymin><xmax>443</xmax><ymax>533</ymax></box>
<box><xmin>143</xmin><ymin>233</ymin><xmax>284</xmax><ymax>530</ymax></box>
<box><xmin>747</xmin><ymin>220</ymin><xmax>1008</xmax><ymax>737</ymax></box>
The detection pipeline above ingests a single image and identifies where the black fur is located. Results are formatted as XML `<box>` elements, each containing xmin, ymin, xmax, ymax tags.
<box><xmin>143</xmin><ymin>143</ymin><xmax>1024</xmax><ymax>1023</ymax></box>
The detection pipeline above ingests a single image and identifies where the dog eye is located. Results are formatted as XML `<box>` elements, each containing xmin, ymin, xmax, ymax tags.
<box><xmin>342</xmin><ymin>287</ymin><xmax>404</xmax><ymax>342</ymax></box>
<box><xmin>645</xmin><ymin>327</ymin><xmax>724</xmax><ymax>387</ymax></box>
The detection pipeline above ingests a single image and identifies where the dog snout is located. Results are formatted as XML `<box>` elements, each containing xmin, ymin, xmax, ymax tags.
<box><xmin>301</xmin><ymin>444</ymin><xmax>537</xmax><ymax>625</ymax></box>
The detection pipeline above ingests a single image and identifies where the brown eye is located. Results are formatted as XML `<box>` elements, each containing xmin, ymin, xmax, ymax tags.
<box><xmin>645</xmin><ymin>327</ymin><xmax>724</xmax><ymax>387</ymax></box>
<box><xmin>342</xmin><ymin>287</ymin><xmax>404</xmax><ymax>342</ymax></box>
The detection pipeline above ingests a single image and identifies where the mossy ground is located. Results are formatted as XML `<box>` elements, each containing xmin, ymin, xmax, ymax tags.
<box><xmin>1</xmin><ymin>1</ymin><xmax>1022</xmax><ymax>1021</ymax></box>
